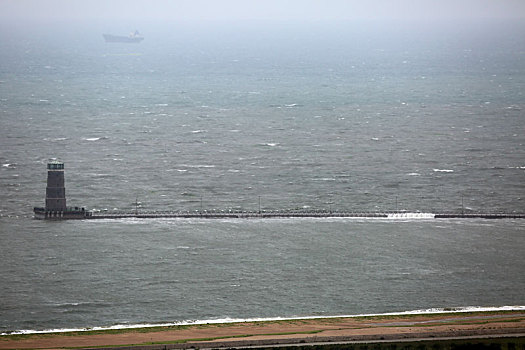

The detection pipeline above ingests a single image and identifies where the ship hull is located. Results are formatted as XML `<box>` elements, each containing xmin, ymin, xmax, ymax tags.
<box><xmin>103</xmin><ymin>34</ymin><xmax>143</xmax><ymax>43</ymax></box>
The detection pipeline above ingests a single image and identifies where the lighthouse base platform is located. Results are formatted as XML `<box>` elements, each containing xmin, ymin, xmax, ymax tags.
<box><xmin>33</xmin><ymin>207</ymin><xmax>93</xmax><ymax>220</ymax></box>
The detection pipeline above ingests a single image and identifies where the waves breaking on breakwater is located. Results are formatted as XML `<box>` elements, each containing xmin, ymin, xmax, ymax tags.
<box><xmin>84</xmin><ymin>211</ymin><xmax>524</xmax><ymax>220</ymax></box>
<box><xmin>3</xmin><ymin>305</ymin><xmax>524</xmax><ymax>335</ymax></box>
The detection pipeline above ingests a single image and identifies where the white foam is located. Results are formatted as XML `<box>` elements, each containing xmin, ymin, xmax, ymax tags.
<box><xmin>4</xmin><ymin>305</ymin><xmax>523</xmax><ymax>335</ymax></box>
<box><xmin>433</xmin><ymin>169</ymin><xmax>454</xmax><ymax>172</ymax></box>
<box><xmin>388</xmin><ymin>213</ymin><xmax>435</xmax><ymax>219</ymax></box>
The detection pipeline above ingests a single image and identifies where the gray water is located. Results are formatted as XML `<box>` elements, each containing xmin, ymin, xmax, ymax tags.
<box><xmin>0</xmin><ymin>20</ymin><xmax>524</xmax><ymax>333</ymax></box>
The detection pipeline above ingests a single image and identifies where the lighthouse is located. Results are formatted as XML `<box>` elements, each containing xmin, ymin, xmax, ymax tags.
<box><xmin>33</xmin><ymin>160</ymin><xmax>91</xmax><ymax>219</ymax></box>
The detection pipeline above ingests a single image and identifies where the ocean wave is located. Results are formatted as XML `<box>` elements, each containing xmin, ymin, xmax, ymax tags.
<box><xmin>179</xmin><ymin>164</ymin><xmax>215</xmax><ymax>168</ymax></box>
<box><xmin>433</xmin><ymin>168</ymin><xmax>454</xmax><ymax>172</ymax></box>
<box><xmin>43</xmin><ymin>137</ymin><xmax>67</xmax><ymax>142</ymax></box>
<box><xmin>4</xmin><ymin>305</ymin><xmax>524</xmax><ymax>335</ymax></box>
<box><xmin>84</xmin><ymin>137</ymin><xmax>108</xmax><ymax>142</ymax></box>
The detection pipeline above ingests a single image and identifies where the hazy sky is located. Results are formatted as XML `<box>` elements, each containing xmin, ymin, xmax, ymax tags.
<box><xmin>1</xmin><ymin>0</ymin><xmax>525</xmax><ymax>21</ymax></box>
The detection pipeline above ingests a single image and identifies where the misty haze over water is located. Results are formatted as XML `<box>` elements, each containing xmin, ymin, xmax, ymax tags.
<box><xmin>1</xmin><ymin>10</ymin><xmax>524</xmax><ymax>333</ymax></box>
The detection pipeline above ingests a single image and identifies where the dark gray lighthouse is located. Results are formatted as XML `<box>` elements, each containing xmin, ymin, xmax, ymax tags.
<box><xmin>34</xmin><ymin>160</ymin><xmax>91</xmax><ymax>219</ymax></box>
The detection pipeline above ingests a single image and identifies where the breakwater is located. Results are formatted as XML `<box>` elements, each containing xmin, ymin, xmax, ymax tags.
<box><xmin>86</xmin><ymin>211</ymin><xmax>525</xmax><ymax>220</ymax></box>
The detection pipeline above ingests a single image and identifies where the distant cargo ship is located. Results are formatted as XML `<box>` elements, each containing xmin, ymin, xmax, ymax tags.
<box><xmin>103</xmin><ymin>30</ymin><xmax>144</xmax><ymax>43</ymax></box>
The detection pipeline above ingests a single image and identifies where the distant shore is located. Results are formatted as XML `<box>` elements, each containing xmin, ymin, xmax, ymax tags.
<box><xmin>1</xmin><ymin>310</ymin><xmax>524</xmax><ymax>349</ymax></box>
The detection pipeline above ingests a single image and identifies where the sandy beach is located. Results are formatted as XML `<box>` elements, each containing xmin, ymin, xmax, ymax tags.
<box><xmin>1</xmin><ymin>311</ymin><xmax>524</xmax><ymax>349</ymax></box>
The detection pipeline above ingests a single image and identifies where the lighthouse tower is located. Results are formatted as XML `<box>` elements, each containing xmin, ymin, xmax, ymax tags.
<box><xmin>45</xmin><ymin>160</ymin><xmax>67</xmax><ymax>211</ymax></box>
<box><xmin>33</xmin><ymin>160</ymin><xmax>91</xmax><ymax>219</ymax></box>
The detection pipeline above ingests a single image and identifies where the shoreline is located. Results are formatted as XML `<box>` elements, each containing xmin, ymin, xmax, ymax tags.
<box><xmin>4</xmin><ymin>305</ymin><xmax>525</xmax><ymax>335</ymax></box>
<box><xmin>1</xmin><ymin>310</ymin><xmax>524</xmax><ymax>350</ymax></box>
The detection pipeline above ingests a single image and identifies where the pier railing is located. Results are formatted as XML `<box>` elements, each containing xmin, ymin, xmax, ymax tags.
<box><xmin>87</xmin><ymin>210</ymin><xmax>525</xmax><ymax>220</ymax></box>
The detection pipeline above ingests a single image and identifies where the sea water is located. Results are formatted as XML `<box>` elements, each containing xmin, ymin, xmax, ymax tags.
<box><xmin>0</xmin><ymin>20</ymin><xmax>524</xmax><ymax>333</ymax></box>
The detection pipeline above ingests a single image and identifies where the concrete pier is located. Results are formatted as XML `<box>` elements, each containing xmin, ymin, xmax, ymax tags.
<box><xmin>85</xmin><ymin>211</ymin><xmax>525</xmax><ymax>220</ymax></box>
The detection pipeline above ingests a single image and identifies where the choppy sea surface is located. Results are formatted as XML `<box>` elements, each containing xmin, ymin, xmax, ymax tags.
<box><xmin>0</xmin><ymin>20</ymin><xmax>524</xmax><ymax>333</ymax></box>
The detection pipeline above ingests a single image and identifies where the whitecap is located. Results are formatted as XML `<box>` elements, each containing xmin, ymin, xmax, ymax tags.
<box><xmin>85</xmin><ymin>137</ymin><xmax>101</xmax><ymax>141</ymax></box>
<box><xmin>407</xmin><ymin>172</ymin><xmax>420</xmax><ymax>176</ymax></box>
<box><xmin>433</xmin><ymin>169</ymin><xmax>454</xmax><ymax>172</ymax></box>
<box><xmin>265</xmin><ymin>143</ymin><xmax>279</xmax><ymax>147</ymax></box>
<box><xmin>285</xmin><ymin>103</ymin><xmax>299</xmax><ymax>107</ymax></box>
<box><xmin>191</xmin><ymin>130</ymin><xmax>207</xmax><ymax>134</ymax></box>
